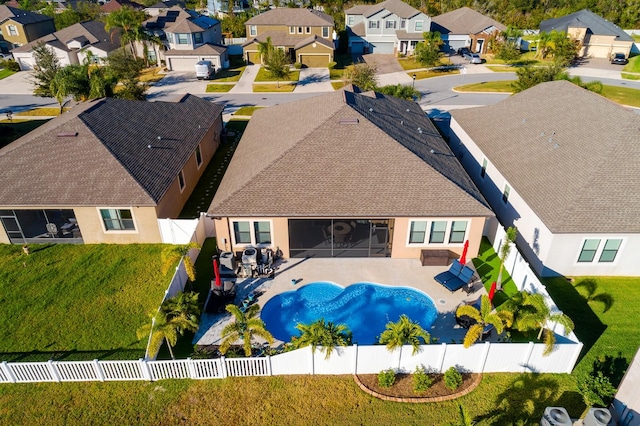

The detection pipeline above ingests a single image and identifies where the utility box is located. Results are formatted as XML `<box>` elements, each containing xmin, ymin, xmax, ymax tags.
<box><xmin>219</xmin><ymin>251</ymin><xmax>236</xmax><ymax>276</ymax></box>
<box><xmin>541</xmin><ymin>407</ymin><xmax>572</xmax><ymax>426</ymax></box>
<box><xmin>195</xmin><ymin>60</ymin><xmax>214</xmax><ymax>80</ymax></box>
<box><xmin>583</xmin><ymin>408</ymin><xmax>613</xmax><ymax>426</ymax></box>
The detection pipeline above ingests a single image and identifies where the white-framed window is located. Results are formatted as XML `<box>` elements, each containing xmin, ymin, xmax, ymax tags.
<box><xmin>298</xmin><ymin>26</ymin><xmax>303</xmax><ymax>34</ymax></box>
<box><xmin>414</xmin><ymin>21</ymin><xmax>423</xmax><ymax>31</ymax></box>
<box><xmin>599</xmin><ymin>239</ymin><xmax>622</xmax><ymax>262</ymax></box>
<box><xmin>386</xmin><ymin>20</ymin><xmax>396</xmax><ymax>29</ymax></box>
<box><xmin>289</xmin><ymin>26</ymin><xmax>295</xmax><ymax>34</ymax></box>
<box><xmin>502</xmin><ymin>184</ymin><xmax>510</xmax><ymax>203</ymax></box>
<box><xmin>322</xmin><ymin>26</ymin><xmax>329</xmax><ymax>37</ymax></box>
<box><xmin>449</xmin><ymin>221</ymin><xmax>467</xmax><ymax>243</ymax></box>
<box><xmin>369</xmin><ymin>20</ymin><xmax>379</xmax><ymax>29</ymax></box>
<box><xmin>407</xmin><ymin>219</ymin><xmax>468</xmax><ymax>246</ymax></box>
<box><xmin>176</xmin><ymin>33</ymin><xmax>189</xmax><ymax>44</ymax></box>
<box><xmin>429</xmin><ymin>221</ymin><xmax>446</xmax><ymax>243</ymax></box>
<box><xmin>347</xmin><ymin>16</ymin><xmax>354</xmax><ymax>26</ymax></box>
<box><xmin>249</xmin><ymin>25</ymin><xmax>257</xmax><ymax>36</ymax></box>
<box><xmin>178</xmin><ymin>170</ymin><xmax>185</xmax><ymax>191</ymax></box>
<box><xmin>7</xmin><ymin>25</ymin><xmax>18</xmax><ymax>36</ymax></box>
<box><xmin>232</xmin><ymin>220</ymin><xmax>272</xmax><ymax>246</ymax></box>
<box><xmin>577</xmin><ymin>238</ymin><xmax>622</xmax><ymax>263</ymax></box>
<box><xmin>305</xmin><ymin>26</ymin><xmax>311</xmax><ymax>34</ymax></box>
<box><xmin>195</xmin><ymin>144</ymin><xmax>203</xmax><ymax>168</ymax></box>
<box><xmin>480</xmin><ymin>158</ymin><xmax>487</xmax><ymax>178</ymax></box>
<box><xmin>99</xmin><ymin>208</ymin><xmax>136</xmax><ymax>231</ymax></box>
<box><xmin>409</xmin><ymin>221</ymin><xmax>427</xmax><ymax>244</ymax></box>
<box><xmin>578</xmin><ymin>239</ymin><xmax>599</xmax><ymax>262</ymax></box>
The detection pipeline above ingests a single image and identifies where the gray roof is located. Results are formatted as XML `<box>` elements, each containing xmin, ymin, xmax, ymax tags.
<box><xmin>11</xmin><ymin>20</ymin><xmax>120</xmax><ymax>54</ymax></box>
<box><xmin>208</xmin><ymin>87</ymin><xmax>491</xmax><ymax>218</ymax></box>
<box><xmin>450</xmin><ymin>80</ymin><xmax>640</xmax><ymax>234</ymax></box>
<box><xmin>0</xmin><ymin>5</ymin><xmax>53</xmax><ymax>25</ymax></box>
<box><xmin>345</xmin><ymin>0</ymin><xmax>421</xmax><ymax>19</ymax></box>
<box><xmin>540</xmin><ymin>9</ymin><xmax>633</xmax><ymax>41</ymax></box>
<box><xmin>431</xmin><ymin>7</ymin><xmax>506</xmax><ymax>35</ymax></box>
<box><xmin>144</xmin><ymin>7</ymin><xmax>219</xmax><ymax>33</ymax></box>
<box><xmin>165</xmin><ymin>43</ymin><xmax>226</xmax><ymax>55</ymax></box>
<box><xmin>0</xmin><ymin>95</ymin><xmax>224</xmax><ymax>207</ymax></box>
<box><xmin>246</xmin><ymin>8</ymin><xmax>333</xmax><ymax>26</ymax></box>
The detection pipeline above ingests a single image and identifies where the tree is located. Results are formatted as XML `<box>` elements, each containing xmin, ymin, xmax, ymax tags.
<box><xmin>104</xmin><ymin>6</ymin><xmax>148</xmax><ymax>58</ymax></box>
<box><xmin>137</xmin><ymin>312</ymin><xmax>180</xmax><ymax>359</ymax></box>
<box><xmin>549</xmin><ymin>31</ymin><xmax>580</xmax><ymax>66</ymax></box>
<box><xmin>162</xmin><ymin>291</ymin><xmax>201</xmax><ymax>326</ymax></box>
<box><xmin>257</xmin><ymin>36</ymin><xmax>274</xmax><ymax>64</ymax></box>
<box><xmin>456</xmin><ymin>295</ymin><xmax>513</xmax><ymax>348</ymax></box>
<box><xmin>294</xmin><ymin>318</ymin><xmax>352</xmax><ymax>359</ymax></box>
<box><xmin>31</xmin><ymin>43</ymin><xmax>61</xmax><ymax>98</ymax></box>
<box><xmin>263</xmin><ymin>46</ymin><xmax>291</xmax><ymax>88</ymax></box>
<box><xmin>50</xmin><ymin>64</ymin><xmax>90</xmax><ymax>112</ymax></box>
<box><xmin>378</xmin><ymin>314</ymin><xmax>430</xmax><ymax>355</ymax></box>
<box><xmin>161</xmin><ymin>242</ymin><xmax>201</xmax><ymax>282</ymax></box>
<box><xmin>377</xmin><ymin>84</ymin><xmax>421</xmax><ymax>100</ymax></box>
<box><xmin>496</xmin><ymin>226</ymin><xmax>517</xmax><ymax>291</ymax></box>
<box><xmin>343</xmin><ymin>62</ymin><xmax>377</xmax><ymax>91</ymax></box>
<box><xmin>414</xmin><ymin>31</ymin><xmax>443</xmax><ymax>68</ymax></box>
<box><xmin>220</xmin><ymin>304</ymin><xmax>274</xmax><ymax>357</ymax></box>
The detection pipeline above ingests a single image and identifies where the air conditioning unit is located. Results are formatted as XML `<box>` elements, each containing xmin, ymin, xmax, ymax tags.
<box><xmin>540</xmin><ymin>407</ymin><xmax>572</xmax><ymax>426</ymax></box>
<box><xmin>242</xmin><ymin>247</ymin><xmax>258</xmax><ymax>265</ymax></box>
<box><xmin>218</xmin><ymin>251</ymin><xmax>236</xmax><ymax>276</ymax></box>
<box><xmin>583</xmin><ymin>408</ymin><xmax>612</xmax><ymax>426</ymax></box>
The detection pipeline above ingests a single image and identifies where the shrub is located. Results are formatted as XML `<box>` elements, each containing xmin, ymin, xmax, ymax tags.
<box><xmin>444</xmin><ymin>367</ymin><xmax>463</xmax><ymax>390</ymax></box>
<box><xmin>577</xmin><ymin>371</ymin><xmax>617</xmax><ymax>407</ymax></box>
<box><xmin>327</xmin><ymin>61</ymin><xmax>336</xmax><ymax>69</ymax></box>
<box><xmin>413</xmin><ymin>366</ymin><xmax>433</xmax><ymax>393</ymax></box>
<box><xmin>294</xmin><ymin>62</ymin><xmax>302</xmax><ymax>70</ymax></box>
<box><xmin>1</xmin><ymin>59</ymin><xmax>20</xmax><ymax>72</ymax></box>
<box><xmin>377</xmin><ymin>368</ymin><xmax>396</xmax><ymax>388</ymax></box>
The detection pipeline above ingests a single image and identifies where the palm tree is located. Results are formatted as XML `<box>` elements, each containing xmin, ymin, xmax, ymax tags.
<box><xmin>161</xmin><ymin>242</ymin><xmax>200</xmax><ymax>282</ymax></box>
<box><xmin>162</xmin><ymin>291</ymin><xmax>201</xmax><ymax>325</ymax></box>
<box><xmin>257</xmin><ymin>36</ymin><xmax>274</xmax><ymax>64</ymax></box>
<box><xmin>535</xmin><ymin>31</ymin><xmax>552</xmax><ymax>59</ymax></box>
<box><xmin>294</xmin><ymin>318</ymin><xmax>352</xmax><ymax>360</ymax></box>
<box><xmin>104</xmin><ymin>6</ymin><xmax>148</xmax><ymax>58</ymax></box>
<box><xmin>456</xmin><ymin>295</ymin><xmax>513</xmax><ymax>348</ymax></box>
<box><xmin>137</xmin><ymin>312</ymin><xmax>179</xmax><ymax>359</ymax></box>
<box><xmin>378</xmin><ymin>314</ymin><xmax>430</xmax><ymax>356</ymax></box>
<box><xmin>496</xmin><ymin>226</ymin><xmax>517</xmax><ymax>291</ymax></box>
<box><xmin>263</xmin><ymin>46</ymin><xmax>290</xmax><ymax>88</ymax></box>
<box><xmin>220</xmin><ymin>304</ymin><xmax>274</xmax><ymax>357</ymax></box>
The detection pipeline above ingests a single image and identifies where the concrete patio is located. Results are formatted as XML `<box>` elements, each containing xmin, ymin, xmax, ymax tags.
<box><xmin>194</xmin><ymin>257</ymin><xmax>493</xmax><ymax>348</ymax></box>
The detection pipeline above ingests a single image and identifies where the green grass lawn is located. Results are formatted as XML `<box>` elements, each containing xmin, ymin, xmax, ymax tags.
<box><xmin>205</xmin><ymin>83</ymin><xmax>233</xmax><ymax>92</ymax></box>
<box><xmin>233</xmin><ymin>106</ymin><xmax>263</xmax><ymax>116</ymax></box>
<box><xmin>398</xmin><ymin>56</ymin><xmax>452</xmax><ymax>71</ymax></box>
<box><xmin>254</xmin><ymin>67</ymin><xmax>300</xmax><ymax>82</ymax></box>
<box><xmin>0</xmin><ymin>69</ymin><xmax>16</xmax><ymax>79</ymax></box>
<box><xmin>252</xmin><ymin>83</ymin><xmax>296</xmax><ymax>92</ymax></box>
<box><xmin>486</xmin><ymin>65</ymin><xmax>519</xmax><ymax>72</ymax></box>
<box><xmin>0</xmin><ymin>244</ymin><xmax>172</xmax><ymax>361</ymax></box>
<box><xmin>0</xmin><ymin>120</ymin><xmax>50</xmax><ymax>149</ymax></box>
<box><xmin>622</xmin><ymin>55</ymin><xmax>640</xmax><ymax>73</ymax></box>
<box><xmin>455</xmin><ymin>80</ymin><xmax>515</xmax><ymax>93</ymax></box>
<box><xmin>211</xmin><ymin>65</ymin><xmax>246</xmax><ymax>82</ymax></box>
<box><xmin>412</xmin><ymin>68</ymin><xmax>460</xmax><ymax>80</ymax></box>
<box><xmin>331</xmin><ymin>81</ymin><xmax>346</xmax><ymax>90</ymax></box>
<box><xmin>15</xmin><ymin>107</ymin><xmax>69</xmax><ymax>116</ymax></box>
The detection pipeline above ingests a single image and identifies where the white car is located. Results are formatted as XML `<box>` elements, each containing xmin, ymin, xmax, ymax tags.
<box><xmin>464</xmin><ymin>53</ymin><xmax>482</xmax><ymax>64</ymax></box>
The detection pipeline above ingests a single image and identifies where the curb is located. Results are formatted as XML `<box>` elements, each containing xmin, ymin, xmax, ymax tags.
<box><xmin>353</xmin><ymin>373</ymin><xmax>482</xmax><ymax>403</ymax></box>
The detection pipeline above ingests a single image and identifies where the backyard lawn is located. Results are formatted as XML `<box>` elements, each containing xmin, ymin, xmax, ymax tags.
<box><xmin>0</xmin><ymin>120</ymin><xmax>50</xmax><ymax>149</ymax></box>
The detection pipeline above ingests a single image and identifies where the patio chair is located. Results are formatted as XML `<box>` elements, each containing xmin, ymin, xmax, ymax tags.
<box><xmin>434</xmin><ymin>260</ymin><xmax>463</xmax><ymax>285</ymax></box>
<box><xmin>437</xmin><ymin>265</ymin><xmax>476</xmax><ymax>293</ymax></box>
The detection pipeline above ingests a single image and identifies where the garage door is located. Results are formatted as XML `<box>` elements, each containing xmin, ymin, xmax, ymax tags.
<box><xmin>300</xmin><ymin>55</ymin><xmax>329</xmax><ymax>68</ymax></box>
<box><xmin>584</xmin><ymin>44</ymin><xmax>611</xmax><ymax>58</ymax></box>
<box><xmin>370</xmin><ymin>42</ymin><xmax>394</xmax><ymax>54</ymax></box>
<box><xmin>167</xmin><ymin>57</ymin><xmax>198</xmax><ymax>71</ymax></box>
<box><xmin>351</xmin><ymin>42</ymin><xmax>364</xmax><ymax>54</ymax></box>
<box><xmin>17</xmin><ymin>56</ymin><xmax>35</xmax><ymax>71</ymax></box>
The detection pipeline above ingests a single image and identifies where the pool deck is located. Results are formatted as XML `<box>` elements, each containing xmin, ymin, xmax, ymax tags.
<box><xmin>193</xmin><ymin>258</ymin><xmax>492</xmax><ymax>348</ymax></box>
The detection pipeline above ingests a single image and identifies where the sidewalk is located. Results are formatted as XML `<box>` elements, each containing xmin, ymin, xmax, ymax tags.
<box><xmin>227</xmin><ymin>64</ymin><xmax>260</xmax><ymax>94</ymax></box>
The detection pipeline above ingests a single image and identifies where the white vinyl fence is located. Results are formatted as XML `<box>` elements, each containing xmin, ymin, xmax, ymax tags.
<box><xmin>158</xmin><ymin>213</ymin><xmax>213</xmax><ymax>245</ymax></box>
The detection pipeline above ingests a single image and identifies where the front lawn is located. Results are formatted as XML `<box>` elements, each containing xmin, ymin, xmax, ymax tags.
<box><xmin>0</xmin><ymin>69</ymin><xmax>16</xmax><ymax>79</ymax></box>
<box><xmin>412</xmin><ymin>68</ymin><xmax>460</xmax><ymax>80</ymax></box>
<box><xmin>254</xmin><ymin>67</ymin><xmax>300</xmax><ymax>82</ymax></box>
<box><xmin>0</xmin><ymin>244</ymin><xmax>172</xmax><ymax>361</ymax></box>
<box><xmin>15</xmin><ymin>107</ymin><xmax>69</xmax><ymax>116</ymax></box>
<box><xmin>233</xmin><ymin>106</ymin><xmax>263</xmax><ymax>116</ymax></box>
<box><xmin>211</xmin><ymin>65</ymin><xmax>246</xmax><ymax>82</ymax></box>
<box><xmin>622</xmin><ymin>55</ymin><xmax>640</xmax><ymax>73</ymax></box>
<box><xmin>398</xmin><ymin>56</ymin><xmax>451</xmax><ymax>71</ymax></box>
<box><xmin>252</xmin><ymin>83</ymin><xmax>296</xmax><ymax>92</ymax></box>
<box><xmin>455</xmin><ymin>80</ymin><xmax>514</xmax><ymax>93</ymax></box>
<box><xmin>205</xmin><ymin>83</ymin><xmax>233</xmax><ymax>92</ymax></box>
<box><xmin>138</xmin><ymin>67</ymin><xmax>165</xmax><ymax>83</ymax></box>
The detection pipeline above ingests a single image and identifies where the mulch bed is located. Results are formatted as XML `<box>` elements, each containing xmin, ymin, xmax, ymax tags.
<box><xmin>356</xmin><ymin>372</ymin><xmax>480</xmax><ymax>402</ymax></box>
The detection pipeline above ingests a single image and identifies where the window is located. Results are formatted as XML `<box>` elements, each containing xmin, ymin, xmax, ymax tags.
<box><xmin>449</xmin><ymin>221</ymin><xmax>467</xmax><ymax>243</ymax></box>
<box><xmin>176</xmin><ymin>33</ymin><xmax>189</xmax><ymax>44</ymax></box>
<box><xmin>298</xmin><ymin>26</ymin><xmax>303</xmax><ymax>34</ymax></box>
<box><xmin>233</xmin><ymin>221</ymin><xmax>251</xmax><ymax>244</ymax></box>
<box><xmin>414</xmin><ymin>21</ymin><xmax>423</xmax><ymax>31</ymax></box>
<box><xmin>578</xmin><ymin>239</ymin><xmax>600</xmax><ymax>262</ymax></box>
<box><xmin>480</xmin><ymin>158</ymin><xmax>487</xmax><ymax>178</ymax></box>
<box><xmin>409</xmin><ymin>220</ymin><xmax>427</xmax><ymax>244</ymax></box>
<box><xmin>599</xmin><ymin>239</ymin><xmax>622</xmax><ymax>262</ymax></box>
<box><xmin>195</xmin><ymin>145</ymin><xmax>202</xmax><ymax>167</ymax></box>
<box><xmin>502</xmin><ymin>184</ymin><xmax>510</xmax><ymax>203</ymax></box>
<box><xmin>347</xmin><ymin>16</ymin><xmax>354</xmax><ymax>26</ymax></box>
<box><xmin>7</xmin><ymin>25</ymin><xmax>18</xmax><ymax>36</ymax></box>
<box><xmin>386</xmin><ymin>20</ymin><xmax>396</xmax><ymax>29</ymax></box>
<box><xmin>254</xmin><ymin>221</ymin><xmax>271</xmax><ymax>244</ymax></box>
<box><xmin>305</xmin><ymin>26</ymin><xmax>311</xmax><ymax>34</ymax></box>
<box><xmin>400</xmin><ymin>19</ymin><xmax>406</xmax><ymax>29</ymax></box>
<box><xmin>100</xmin><ymin>209</ymin><xmax>135</xmax><ymax>231</ymax></box>
<box><xmin>249</xmin><ymin>25</ymin><xmax>256</xmax><ymax>36</ymax></box>
<box><xmin>178</xmin><ymin>170</ymin><xmax>185</xmax><ymax>191</ymax></box>
<box><xmin>429</xmin><ymin>221</ymin><xmax>446</xmax><ymax>243</ymax></box>
<box><xmin>368</xmin><ymin>20</ymin><xmax>379</xmax><ymax>29</ymax></box>
<box><xmin>193</xmin><ymin>32</ymin><xmax>203</xmax><ymax>44</ymax></box>
<box><xmin>289</xmin><ymin>26</ymin><xmax>295</xmax><ymax>34</ymax></box>
<box><xmin>322</xmin><ymin>26</ymin><xmax>329</xmax><ymax>37</ymax></box>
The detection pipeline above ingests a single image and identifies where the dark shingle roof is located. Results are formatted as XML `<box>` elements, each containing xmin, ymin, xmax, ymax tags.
<box><xmin>0</xmin><ymin>5</ymin><xmax>53</xmax><ymax>25</ymax></box>
<box><xmin>11</xmin><ymin>20</ymin><xmax>120</xmax><ymax>54</ymax></box>
<box><xmin>165</xmin><ymin>43</ymin><xmax>226</xmax><ymax>55</ymax></box>
<box><xmin>208</xmin><ymin>87</ymin><xmax>491</xmax><ymax>218</ymax></box>
<box><xmin>431</xmin><ymin>7</ymin><xmax>506</xmax><ymax>35</ymax></box>
<box><xmin>345</xmin><ymin>0</ymin><xmax>421</xmax><ymax>19</ymax></box>
<box><xmin>245</xmin><ymin>8</ymin><xmax>333</xmax><ymax>26</ymax></box>
<box><xmin>450</xmin><ymin>80</ymin><xmax>640</xmax><ymax>233</ymax></box>
<box><xmin>540</xmin><ymin>9</ymin><xmax>633</xmax><ymax>41</ymax></box>
<box><xmin>0</xmin><ymin>95</ymin><xmax>224</xmax><ymax>207</ymax></box>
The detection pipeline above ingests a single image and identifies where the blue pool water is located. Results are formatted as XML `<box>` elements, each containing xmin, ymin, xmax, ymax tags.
<box><xmin>261</xmin><ymin>282</ymin><xmax>437</xmax><ymax>344</ymax></box>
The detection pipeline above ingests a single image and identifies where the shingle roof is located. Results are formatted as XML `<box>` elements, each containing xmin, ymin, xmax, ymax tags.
<box><xmin>165</xmin><ymin>42</ymin><xmax>226</xmax><ymax>55</ymax></box>
<box><xmin>345</xmin><ymin>0</ymin><xmax>421</xmax><ymax>19</ymax></box>
<box><xmin>431</xmin><ymin>7</ymin><xmax>505</xmax><ymax>35</ymax></box>
<box><xmin>0</xmin><ymin>95</ymin><xmax>224</xmax><ymax>207</ymax></box>
<box><xmin>144</xmin><ymin>6</ymin><xmax>219</xmax><ymax>33</ymax></box>
<box><xmin>0</xmin><ymin>5</ymin><xmax>53</xmax><ymax>25</ymax></box>
<box><xmin>11</xmin><ymin>20</ymin><xmax>119</xmax><ymax>54</ymax></box>
<box><xmin>450</xmin><ymin>80</ymin><xmax>640</xmax><ymax>234</ymax></box>
<box><xmin>540</xmin><ymin>9</ymin><xmax>633</xmax><ymax>41</ymax></box>
<box><xmin>294</xmin><ymin>34</ymin><xmax>334</xmax><ymax>49</ymax></box>
<box><xmin>245</xmin><ymin>8</ymin><xmax>333</xmax><ymax>26</ymax></box>
<box><xmin>208</xmin><ymin>87</ymin><xmax>491</xmax><ymax>218</ymax></box>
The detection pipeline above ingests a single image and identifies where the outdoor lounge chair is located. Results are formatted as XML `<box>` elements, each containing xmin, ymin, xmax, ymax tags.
<box><xmin>433</xmin><ymin>260</ymin><xmax>463</xmax><ymax>284</ymax></box>
<box><xmin>435</xmin><ymin>263</ymin><xmax>476</xmax><ymax>293</ymax></box>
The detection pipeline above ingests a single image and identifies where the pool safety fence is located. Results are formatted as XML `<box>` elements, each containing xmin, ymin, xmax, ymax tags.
<box><xmin>0</xmin><ymin>339</ymin><xmax>582</xmax><ymax>384</ymax></box>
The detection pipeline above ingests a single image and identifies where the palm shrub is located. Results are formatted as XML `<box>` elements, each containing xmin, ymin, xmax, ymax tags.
<box><xmin>161</xmin><ymin>242</ymin><xmax>200</xmax><ymax>282</ymax></box>
<box><xmin>496</xmin><ymin>226</ymin><xmax>517</xmax><ymax>291</ymax></box>
<box><xmin>379</xmin><ymin>314</ymin><xmax>430</xmax><ymax>355</ymax></box>
<box><xmin>294</xmin><ymin>318</ymin><xmax>352</xmax><ymax>360</ymax></box>
<box><xmin>378</xmin><ymin>368</ymin><xmax>396</xmax><ymax>388</ymax></box>
<box><xmin>456</xmin><ymin>295</ymin><xmax>513</xmax><ymax>348</ymax></box>
<box><xmin>444</xmin><ymin>367</ymin><xmax>463</xmax><ymax>390</ymax></box>
<box><xmin>220</xmin><ymin>304</ymin><xmax>274</xmax><ymax>357</ymax></box>
<box><xmin>413</xmin><ymin>366</ymin><xmax>433</xmax><ymax>392</ymax></box>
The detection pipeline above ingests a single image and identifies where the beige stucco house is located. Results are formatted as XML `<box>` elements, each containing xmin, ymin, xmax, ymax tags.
<box><xmin>431</xmin><ymin>7</ymin><xmax>506</xmax><ymax>54</ymax></box>
<box><xmin>208</xmin><ymin>86</ymin><xmax>493</xmax><ymax>261</ymax></box>
<box><xmin>242</xmin><ymin>8</ymin><xmax>335</xmax><ymax>67</ymax></box>
<box><xmin>0</xmin><ymin>5</ymin><xmax>55</xmax><ymax>50</ymax></box>
<box><xmin>0</xmin><ymin>95</ymin><xmax>224</xmax><ymax>245</ymax></box>
<box><xmin>540</xmin><ymin>9</ymin><xmax>633</xmax><ymax>59</ymax></box>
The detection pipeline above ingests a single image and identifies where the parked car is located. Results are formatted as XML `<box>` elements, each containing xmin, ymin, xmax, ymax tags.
<box><xmin>195</xmin><ymin>60</ymin><xmax>215</xmax><ymax>80</ymax></box>
<box><xmin>457</xmin><ymin>47</ymin><xmax>470</xmax><ymax>57</ymax></box>
<box><xmin>610</xmin><ymin>53</ymin><xmax>628</xmax><ymax>65</ymax></box>
<box><xmin>464</xmin><ymin>53</ymin><xmax>482</xmax><ymax>64</ymax></box>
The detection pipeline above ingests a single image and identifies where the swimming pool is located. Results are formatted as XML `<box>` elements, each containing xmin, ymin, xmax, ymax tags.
<box><xmin>261</xmin><ymin>282</ymin><xmax>437</xmax><ymax>345</ymax></box>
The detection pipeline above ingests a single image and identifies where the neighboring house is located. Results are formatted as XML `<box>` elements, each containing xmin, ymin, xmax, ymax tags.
<box><xmin>430</xmin><ymin>7</ymin><xmax>506</xmax><ymax>54</ymax></box>
<box><xmin>540</xmin><ymin>9</ymin><xmax>633</xmax><ymax>59</ymax></box>
<box><xmin>449</xmin><ymin>80</ymin><xmax>640</xmax><ymax>277</ymax></box>
<box><xmin>0</xmin><ymin>95</ymin><xmax>224</xmax><ymax>245</ymax></box>
<box><xmin>11</xmin><ymin>20</ymin><xmax>120</xmax><ymax>71</ymax></box>
<box><xmin>207</xmin><ymin>0</ymin><xmax>250</xmax><ymax>18</ymax></box>
<box><xmin>344</xmin><ymin>0</ymin><xmax>430</xmax><ymax>55</ymax></box>
<box><xmin>143</xmin><ymin>6</ymin><xmax>228</xmax><ymax>71</ymax></box>
<box><xmin>242</xmin><ymin>8</ymin><xmax>335</xmax><ymax>67</ymax></box>
<box><xmin>207</xmin><ymin>86</ymin><xmax>493</xmax><ymax>260</ymax></box>
<box><xmin>144</xmin><ymin>0</ymin><xmax>186</xmax><ymax>17</ymax></box>
<box><xmin>611</xmin><ymin>347</ymin><xmax>640</xmax><ymax>426</ymax></box>
<box><xmin>100</xmin><ymin>0</ymin><xmax>144</xmax><ymax>13</ymax></box>
<box><xmin>0</xmin><ymin>5</ymin><xmax>55</xmax><ymax>50</ymax></box>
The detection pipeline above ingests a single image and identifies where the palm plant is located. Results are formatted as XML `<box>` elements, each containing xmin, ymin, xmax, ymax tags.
<box><xmin>378</xmin><ymin>314</ymin><xmax>430</xmax><ymax>356</ymax></box>
<box><xmin>294</xmin><ymin>318</ymin><xmax>352</xmax><ymax>360</ymax></box>
<box><xmin>263</xmin><ymin>46</ymin><xmax>290</xmax><ymax>88</ymax></box>
<box><xmin>162</xmin><ymin>291</ymin><xmax>201</xmax><ymax>326</ymax></box>
<box><xmin>257</xmin><ymin>36</ymin><xmax>274</xmax><ymax>64</ymax></box>
<box><xmin>456</xmin><ymin>295</ymin><xmax>513</xmax><ymax>348</ymax></box>
<box><xmin>496</xmin><ymin>226</ymin><xmax>517</xmax><ymax>291</ymax></box>
<box><xmin>137</xmin><ymin>312</ymin><xmax>179</xmax><ymax>359</ymax></box>
<box><xmin>161</xmin><ymin>242</ymin><xmax>200</xmax><ymax>282</ymax></box>
<box><xmin>105</xmin><ymin>6</ymin><xmax>148</xmax><ymax>58</ymax></box>
<box><xmin>220</xmin><ymin>304</ymin><xmax>274</xmax><ymax>357</ymax></box>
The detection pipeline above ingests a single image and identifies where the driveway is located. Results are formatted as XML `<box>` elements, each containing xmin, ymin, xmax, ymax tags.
<box><xmin>568</xmin><ymin>57</ymin><xmax>625</xmax><ymax>80</ymax></box>
<box><xmin>361</xmin><ymin>53</ymin><xmax>404</xmax><ymax>74</ymax></box>
<box><xmin>0</xmin><ymin>71</ymin><xmax>35</xmax><ymax>95</ymax></box>
<box><xmin>294</xmin><ymin>67</ymin><xmax>333</xmax><ymax>93</ymax></box>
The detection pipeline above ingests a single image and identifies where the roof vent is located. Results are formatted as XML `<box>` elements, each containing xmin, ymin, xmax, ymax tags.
<box><xmin>553</xmin><ymin>143</ymin><xmax>560</xmax><ymax>149</ymax></box>
<box><xmin>369</xmin><ymin>108</ymin><xmax>373</xmax><ymax>112</ymax></box>
<box><xmin>339</xmin><ymin>118</ymin><xmax>359</xmax><ymax>125</ymax></box>
<box><xmin>57</xmin><ymin>132</ymin><xmax>78</xmax><ymax>137</ymax></box>
<box><xmin>400</xmin><ymin>120</ymin><xmax>403</xmax><ymax>125</ymax></box>
<box><xmin>540</xmin><ymin>132</ymin><xmax>545</xmax><ymax>137</ymax></box>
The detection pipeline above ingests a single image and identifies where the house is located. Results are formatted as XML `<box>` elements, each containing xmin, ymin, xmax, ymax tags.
<box><xmin>206</xmin><ymin>0</ymin><xmax>250</xmax><ymax>18</ymax></box>
<box><xmin>344</xmin><ymin>0</ymin><xmax>430</xmax><ymax>55</ymax></box>
<box><xmin>430</xmin><ymin>7</ymin><xmax>506</xmax><ymax>54</ymax></box>
<box><xmin>143</xmin><ymin>6</ymin><xmax>228</xmax><ymax>71</ymax></box>
<box><xmin>540</xmin><ymin>9</ymin><xmax>633</xmax><ymax>59</ymax></box>
<box><xmin>144</xmin><ymin>0</ymin><xmax>186</xmax><ymax>17</ymax></box>
<box><xmin>0</xmin><ymin>95</ymin><xmax>224</xmax><ymax>245</ymax></box>
<box><xmin>100</xmin><ymin>0</ymin><xmax>144</xmax><ymax>13</ymax></box>
<box><xmin>11</xmin><ymin>21</ymin><xmax>120</xmax><ymax>71</ymax></box>
<box><xmin>0</xmin><ymin>5</ymin><xmax>55</xmax><ymax>50</ymax></box>
<box><xmin>242</xmin><ymin>8</ymin><xmax>335</xmax><ymax>67</ymax></box>
<box><xmin>448</xmin><ymin>80</ymin><xmax>640</xmax><ymax>277</ymax></box>
<box><xmin>207</xmin><ymin>86</ymin><xmax>493</xmax><ymax>260</ymax></box>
